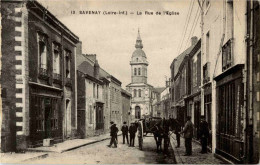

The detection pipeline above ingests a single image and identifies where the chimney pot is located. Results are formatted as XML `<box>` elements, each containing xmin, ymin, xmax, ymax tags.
<box><xmin>191</xmin><ymin>36</ymin><xmax>198</xmax><ymax>46</ymax></box>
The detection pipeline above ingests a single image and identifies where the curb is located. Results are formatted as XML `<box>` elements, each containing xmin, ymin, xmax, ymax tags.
<box><xmin>20</xmin><ymin>153</ymin><xmax>49</xmax><ymax>163</ymax></box>
<box><xmin>59</xmin><ymin>137</ymin><xmax>112</xmax><ymax>153</ymax></box>
<box><xmin>169</xmin><ymin>132</ymin><xmax>183</xmax><ymax>164</ymax></box>
<box><xmin>59</xmin><ymin>134</ymin><xmax>122</xmax><ymax>153</ymax></box>
<box><xmin>214</xmin><ymin>153</ymin><xmax>234</xmax><ymax>164</ymax></box>
<box><xmin>27</xmin><ymin>133</ymin><xmax>123</xmax><ymax>153</ymax></box>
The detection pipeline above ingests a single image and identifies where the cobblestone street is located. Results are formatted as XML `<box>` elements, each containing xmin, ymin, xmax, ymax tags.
<box><xmin>23</xmin><ymin>135</ymin><xmax>176</xmax><ymax>164</ymax></box>
<box><xmin>170</xmin><ymin>133</ymin><xmax>227</xmax><ymax>164</ymax></box>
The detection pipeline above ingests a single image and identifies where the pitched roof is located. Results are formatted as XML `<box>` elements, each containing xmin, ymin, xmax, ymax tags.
<box><xmin>77</xmin><ymin>61</ymin><xmax>94</xmax><ymax>77</ymax></box>
<box><xmin>173</xmin><ymin>45</ymin><xmax>195</xmax><ymax>77</ymax></box>
<box><xmin>153</xmin><ymin>87</ymin><xmax>166</xmax><ymax>94</ymax></box>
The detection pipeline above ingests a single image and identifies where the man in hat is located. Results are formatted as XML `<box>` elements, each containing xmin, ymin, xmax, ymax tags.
<box><xmin>129</xmin><ymin>122</ymin><xmax>137</xmax><ymax>147</ymax></box>
<box><xmin>180</xmin><ymin>116</ymin><xmax>194</xmax><ymax>156</ymax></box>
<box><xmin>121</xmin><ymin>121</ymin><xmax>129</xmax><ymax>144</ymax></box>
<box><xmin>199</xmin><ymin>116</ymin><xmax>209</xmax><ymax>154</ymax></box>
<box><xmin>108</xmin><ymin>121</ymin><xmax>118</xmax><ymax>148</ymax></box>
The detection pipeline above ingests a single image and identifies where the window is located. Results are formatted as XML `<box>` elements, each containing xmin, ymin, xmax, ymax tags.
<box><xmin>38</xmin><ymin>33</ymin><xmax>47</xmax><ymax>70</ymax></box>
<box><xmin>53</xmin><ymin>43</ymin><xmax>60</xmax><ymax>74</ymax></box>
<box><xmin>136</xmin><ymin>58</ymin><xmax>138</xmax><ymax>62</ymax></box>
<box><xmin>222</xmin><ymin>39</ymin><xmax>232</xmax><ymax>71</ymax></box>
<box><xmin>65</xmin><ymin>50</ymin><xmax>71</xmax><ymax>78</ymax></box>
<box><xmin>93</xmin><ymin>83</ymin><xmax>96</xmax><ymax>98</ymax></box>
<box><xmin>134</xmin><ymin>68</ymin><xmax>137</xmax><ymax>75</ymax></box>
<box><xmin>134</xmin><ymin>89</ymin><xmax>137</xmax><ymax>97</ymax></box>
<box><xmin>97</xmin><ymin>85</ymin><xmax>99</xmax><ymax>99</ymax></box>
<box><xmin>89</xmin><ymin>105</ymin><xmax>93</xmax><ymax>124</ymax></box>
<box><xmin>138</xmin><ymin>68</ymin><xmax>141</xmax><ymax>75</ymax></box>
<box><xmin>226</xmin><ymin>0</ymin><xmax>233</xmax><ymax>39</ymax></box>
<box><xmin>206</xmin><ymin>32</ymin><xmax>210</xmax><ymax>62</ymax></box>
<box><xmin>139</xmin><ymin>89</ymin><xmax>141</xmax><ymax>97</ymax></box>
<box><xmin>193</xmin><ymin>55</ymin><xmax>198</xmax><ymax>87</ymax></box>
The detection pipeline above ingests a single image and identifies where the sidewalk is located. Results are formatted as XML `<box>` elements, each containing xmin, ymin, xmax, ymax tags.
<box><xmin>27</xmin><ymin>133</ymin><xmax>120</xmax><ymax>153</ymax></box>
<box><xmin>169</xmin><ymin>133</ymin><xmax>227</xmax><ymax>164</ymax></box>
<box><xmin>0</xmin><ymin>152</ymin><xmax>48</xmax><ymax>164</ymax></box>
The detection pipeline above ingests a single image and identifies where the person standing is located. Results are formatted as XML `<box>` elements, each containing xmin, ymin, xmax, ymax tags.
<box><xmin>180</xmin><ymin>116</ymin><xmax>193</xmax><ymax>156</ymax></box>
<box><xmin>108</xmin><ymin>121</ymin><xmax>118</xmax><ymax>148</ymax></box>
<box><xmin>174</xmin><ymin>119</ymin><xmax>181</xmax><ymax>148</ymax></box>
<box><xmin>121</xmin><ymin>121</ymin><xmax>129</xmax><ymax>144</ymax></box>
<box><xmin>129</xmin><ymin>122</ymin><xmax>137</xmax><ymax>147</ymax></box>
<box><xmin>199</xmin><ymin>116</ymin><xmax>209</xmax><ymax>154</ymax></box>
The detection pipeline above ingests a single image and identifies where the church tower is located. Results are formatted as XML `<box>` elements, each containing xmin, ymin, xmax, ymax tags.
<box><xmin>126</xmin><ymin>29</ymin><xmax>153</xmax><ymax>119</ymax></box>
<box><xmin>130</xmin><ymin>29</ymin><xmax>148</xmax><ymax>84</ymax></box>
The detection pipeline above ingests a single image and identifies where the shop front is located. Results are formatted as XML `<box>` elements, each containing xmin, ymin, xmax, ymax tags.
<box><xmin>214</xmin><ymin>65</ymin><xmax>245</xmax><ymax>163</ymax></box>
<box><xmin>29</xmin><ymin>84</ymin><xmax>63</xmax><ymax>147</ymax></box>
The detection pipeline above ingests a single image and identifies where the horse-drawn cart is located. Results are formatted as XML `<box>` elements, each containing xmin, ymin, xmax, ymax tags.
<box><xmin>143</xmin><ymin>117</ymin><xmax>162</xmax><ymax>136</ymax></box>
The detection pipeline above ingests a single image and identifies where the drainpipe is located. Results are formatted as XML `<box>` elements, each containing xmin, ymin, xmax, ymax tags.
<box><xmin>244</xmin><ymin>0</ymin><xmax>254</xmax><ymax>163</ymax></box>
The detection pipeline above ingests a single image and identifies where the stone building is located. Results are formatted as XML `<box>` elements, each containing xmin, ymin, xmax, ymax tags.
<box><xmin>121</xmin><ymin>89</ymin><xmax>132</xmax><ymax>126</ymax></box>
<box><xmin>77</xmin><ymin>57</ymin><xmax>107</xmax><ymax>137</ymax></box>
<box><xmin>151</xmin><ymin>87</ymin><xmax>165</xmax><ymax>117</ymax></box>
<box><xmin>186</xmin><ymin>39</ymin><xmax>201</xmax><ymax>140</ymax></box>
<box><xmin>1</xmin><ymin>0</ymin><xmax>79</xmax><ymax>151</ymax></box>
<box><xmin>170</xmin><ymin>37</ymin><xmax>198</xmax><ymax>126</ymax></box>
<box><xmin>246</xmin><ymin>1</ymin><xmax>260</xmax><ymax>163</ymax></box>
<box><xmin>76</xmin><ymin>54</ymin><xmax>123</xmax><ymax>134</ymax></box>
<box><xmin>108</xmin><ymin>75</ymin><xmax>122</xmax><ymax>128</ymax></box>
<box><xmin>126</xmin><ymin>30</ymin><xmax>153</xmax><ymax>119</ymax></box>
<box><xmin>199</xmin><ymin>0</ymin><xmax>259</xmax><ymax>163</ymax></box>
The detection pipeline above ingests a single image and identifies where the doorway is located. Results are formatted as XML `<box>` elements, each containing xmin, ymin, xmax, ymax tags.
<box><xmin>135</xmin><ymin>106</ymin><xmax>141</xmax><ymax>119</ymax></box>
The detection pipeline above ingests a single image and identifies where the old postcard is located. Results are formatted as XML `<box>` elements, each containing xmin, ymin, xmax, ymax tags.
<box><xmin>0</xmin><ymin>0</ymin><xmax>259</xmax><ymax>164</ymax></box>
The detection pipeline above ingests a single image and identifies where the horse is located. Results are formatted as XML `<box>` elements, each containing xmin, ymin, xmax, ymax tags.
<box><xmin>151</xmin><ymin>123</ymin><xmax>164</xmax><ymax>152</ymax></box>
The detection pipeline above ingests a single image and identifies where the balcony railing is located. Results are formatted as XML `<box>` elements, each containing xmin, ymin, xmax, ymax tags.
<box><xmin>39</xmin><ymin>68</ymin><xmax>49</xmax><ymax>80</ymax></box>
<box><xmin>65</xmin><ymin>77</ymin><xmax>72</xmax><ymax>87</ymax></box>
<box><xmin>203</xmin><ymin>62</ymin><xmax>210</xmax><ymax>84</ymax></box>
<box><xmin>222</xmin><ymin>39</ymin><xmax>233</xmax><ymax>71</ymax></box>
<box><xmin>53</xmin><ymin>73</ymin><xmax>62</xmax><ymax>84</ymax></box>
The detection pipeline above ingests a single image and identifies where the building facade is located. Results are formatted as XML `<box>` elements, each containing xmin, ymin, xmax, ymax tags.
<box><xmin>199</xmin><ymin>0</ymin><xmax>259</xmax><ymax>163</ymax></box>
<box><xmin>170</xmin><ymin>37</ymin><xmax>198</xmax><ymax>127</ymax></box>
<box><xmin>151</xmin><ymin>88</ymin><xmax>165</xmax><ymax>118</ymax></box>
<box><xmin>1</xmin><ymin>0</ymin><xmax>79</xmax><ymax>151</ymax></box>
<box><xmin>108</xmin><ymin>76</ymin><xmax>122</xmax><ymax>128</ymax></box>
<box><xmin>77</xmin><ymin>58</ymin><xmax>107</xmax><ymax>137</ymax></box>
<box><xmin>246</xmin><ymin>1</ymin><xmax>260</xmax><ymax>163</ymax></box>
<box><xmin>186</xmin><ymin>39</ymin><xmax>202</xmax><ymax>140</ymax></box>
<box><xmin>121</xmin><ymin>89</ymin><xmax>132</xmax><ymax>126</ymax></box>
<box><xmin>126</xmin><ymin>30</ymin><xmax>153</xmax><ymax>119</ymax></box>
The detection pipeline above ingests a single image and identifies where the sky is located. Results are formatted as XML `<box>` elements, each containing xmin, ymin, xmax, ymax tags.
<box><xmin>38</xmin><ymin>0</ymin><xmax>201</xmax><ymax>88</ymax></box>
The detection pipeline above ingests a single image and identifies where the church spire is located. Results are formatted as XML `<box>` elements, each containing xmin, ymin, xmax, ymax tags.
<box><xmin>135</xmin><ymin>28</ymin><xmax>143</xmax><ymax>49</ymax></box>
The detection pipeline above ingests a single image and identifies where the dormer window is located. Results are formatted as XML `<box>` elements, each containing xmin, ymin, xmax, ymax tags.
<box><xmin>136</xmin><ymin>58</ymin><xmax>138</xmax><ymax>62</ymax></box>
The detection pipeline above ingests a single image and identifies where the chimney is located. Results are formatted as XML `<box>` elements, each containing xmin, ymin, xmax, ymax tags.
<box><xmin>94</xmin><ymin>59</ymin><xmax>100</xmax><ymax>79</ymax></box>
<box><xmin>191</xmin><ymin>36</ymin><xmax>198</xmax><ymax>46</ymax></box>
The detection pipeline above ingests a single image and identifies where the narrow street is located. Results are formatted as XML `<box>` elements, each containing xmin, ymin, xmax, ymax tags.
<box><xmin>23</xmin><ymin>135</ymin><xmax>176</xmax><ymax>164</ymax></box>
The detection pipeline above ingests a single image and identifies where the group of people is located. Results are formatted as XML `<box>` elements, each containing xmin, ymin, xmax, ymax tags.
<box><xmin>171</xmin><ymin>116</ymin><xmax>210</xmax><ymax>156</ymax></box>
<box><xmin>107</xmin><ymin>121</ymin><xmax>138</xmax><ymax>148</ymax></box>
<box><xmin>107</xmin><ymin>116</ymin><xmax>210</xmax><ymax>157</ymax></box>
